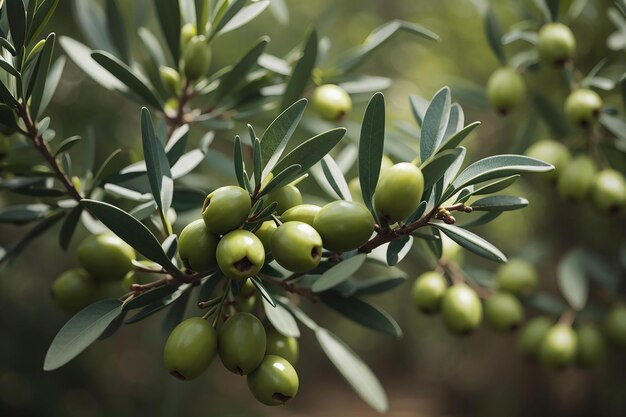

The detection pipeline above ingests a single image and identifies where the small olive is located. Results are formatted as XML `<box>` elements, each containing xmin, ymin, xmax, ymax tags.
<box><xmin>313</xmin><ymin>200</ymin><xmax>375</xmax><ymax>252</ymax></box>
<box><xmin>411</xmin><ymin>271</ymin><xmax>448</xmax><ymax>314</ymax></box>
<box><xmin>247</xmin><ymin>355</ymin><xmax>299</xmax><ymax>406</ymax></box>
<box><xmin>374</xmin><ymin>162</ymin><xmax>424</xmax><ymax>224</ymax></box>
<box><xmin>441</xmin><ymin>284</ymin><xmax>483</xmax><ymax>335</ymax></box>
<box><xmin>202</xmin><ymin>185</ymin><xmax>251</xmax><ymax>235</ymax></box>
<box><xmin>218</xmin><ymin>312</ymin><xmax>267</xmax><ymax>375</ymax></box>
<box><xmin>163</xmin><ymin>317</ymin><xmax>217</xmax><ymax>380</ymax></box>
<box><xmin>484</xmin><ymin>291</ymin><xmax>524</xmax><ymax>332</ymax></box>
<box><xmin>265</xmin><ymin>328</ymin><xmax>299</xmax><ymax>366</ymax></box>
<box><xmin>51</xmin><ymin>268</ymin><xmax>97</xmax><ymax>314</ymax></box>
<box><xmin>77</xmin><ymin>234</ymin><xmax>136</xmax><ymax>282</ymax></box>
<box><xmin>539</xmin><ymin>324</ymin><xmax>578</xmax><ymax>368</ymax></box>
<box><xmin>280</xmin><ymin>204</ymin><xmax>321</xmax><ymax>226</ymax></box>
<box><xmin>312</xmin><ymin>84</ymin><xmax>352</xmax><ymax>121</ymax></box>
<box><xmin>494</xmin><ymin>258</ymin><xmax>538</xmax><ymax>297</ymax></box>
<box><xmin>216</xmin><ymin>230</ymin><xmax>265</xmax><ymax>280</ymax></box>
<box><xmin>518</xmin><ymin>316</ymin><xmax>553</xmax><ymax>358</ymax></box>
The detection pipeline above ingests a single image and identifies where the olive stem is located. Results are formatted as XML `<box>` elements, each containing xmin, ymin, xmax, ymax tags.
<box><xmin>212</xmin><ymin>280</ymin><xmax>232</xmax><ymax>327</ymax></box>
<box><xmin>558</xmin><ymin>308</ymin><xmax>577</xmax><ymax>327</ymax></box>
<box><xmin>165</xmin><ymin>78</ymin><xmax>194</xmax><ymax>141</ymax></box>
<box><xmin>441</xmin><ymin>258</ymin><xmax>494</xmax><ymax>299</ymax></box>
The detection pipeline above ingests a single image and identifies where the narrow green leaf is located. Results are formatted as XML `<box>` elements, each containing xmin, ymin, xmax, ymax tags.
<box><xmin>80</xmin><ymin>199</ymin><xmax>179</xmax><ymax>273</ymax></box>
<box><xmin>320</xmin><ymin>155</ymin><xmax>351</xmax><ymax>201</ymax></box>
<box><xmin>91</xmin><ymin>50</ymin><xmax>163</xmax><ymax>109</ymax></box>
<box><xmin>212</xmin><ymin>36</ymin><xmax>269</xmax><ymax>104</ymax></box>
<box><xmin>353</xmin><ymin>275</ymin><xmax>406</xmax><ymax>296</ymax></box>
<box><xmin>450</xmin><ymin>155</ymin><xmax>554</xmax><ymax>192</ymax></box>
<box><xmin>88</xmin><ymin>149</ymin><xmax>122</xmax><ymax>194</ymax></box>
<box><xmin>484</xmin><ymin>8</ymin><xmax>506</xmax><ymax>64</ymax></box>
<box><xmin>71</xmin><ymin>0</ymin><xmax>114</xmax><ymax>51</ymax></box>
<box><xmin>38</xmin><ymin>55</ymin><xmax>65</xmax><ymax>117</ymax></box>
<box><xmin>137</xmin><ymin>27</ymin><xmax>166</xmax><ymax>68</ymax></box>
<box><xmin>420</xmin><ymin>87</ymin><xmax>451</xmax><ymax>162</ymax></box>
<box><xmin>233</xmin><ymin>135</ymin><xmax>247</xmax><ymax>189</ymax></box>
<box><xmin>30</xmin><ymin>33</ymin><xmax>55</xmax><ymax>119</ymax></box>
<box><xmin>262</xmin><ymin>297</ymin><xmax>300</xmax><ymax>337</ymax></box>
<box><xmin>141</xmin><ymin>108</ymin><xmax>173</xmax><ymax>213</ymax></box>
<box><xmin>313</xmin><ymin>254</ymin><xmax>367</xmax><ymax>293</ymax></box>
<box><xmin>0</xmin><ymin>204</ymin><xmax>49</xmax><ymax>224</ymax></box>
<box><xmin>321</xmin><ymin>294</ymin><xmax>403</xmax><ymax>338</ymax></box>
<box><xmin>470</xmin><ymin>175</ymin><xmax>520</xmax><ymax>197</ymax></box>
<box><xmin>59</xmin><ymin>205</ymin><xmax>83</xmax><ymax>250</ymax></box>
<box><xmin>154</xmin><ymin>0</ymin><xmax>181</xmax><ymax>62</ymax></box>
<box><xmin>260</xmin><ymin>98</ymin><xmax>307</xmax><ymax>177</ymax></box>
<box><xmin>471</xmin><ymin>195</ymin><xmax>529</xmax><ymax>211</ymax></box>
<box><xmin>125</xmin><ymin>286</ymin><xmax>177</xmax><ymax>311</ymax></box>
<box><xmin>258</xmin><ymin>164</ymin><xmax>301</xmax><ymax>196</ymax></box>
<box><xmin>214</xmin><ymin>0</ymin><xmax>269</xmax><ymax>37</ymax></box>
<box><xmin>0</xmin><ymin>55</ymin><xmax>20</xmax><ymax>78</ymax></box>
<box><xmin>27</xmin><ymin>0</ymin><xmax>59</xmax><ymax>45</ymax></box>
<box><xmin>0</xmin><ymin>37</ymin><xmax>17</xmax><ymax>55</ymax></box>
<box><xmin>281</xmin><ymin>29</ymin><xmax>317</xmax><ymax>110</ymax></box>
<box><xmin>316</xmin><ymin>328</ymin><xmax>388</xmax><ymax>413</ymax></box>
<box><xmin>421</xmin><ymin>148</ymin><xmax>464</xmax><ymax>191</ymax></box>
<box><xmin>195</xmin><ymin>0</ymin><xmax>209</xmax><ymax>34</ymax></box>
<box><xmin>358</xmin><ymin>93</ymin><xmax>385</xmax><ymax>217</ymax></box>
<box><xmin>43</xmin><ymin>299</ymin><xmax>123</xmax><ymax>371</ymax></box>
<box><xmin>105</xmin><ymin>0</ymin><xmax>130</xmax><ymax>63</ymax></box>
<box><xmin>430</xmin><ymin>222</ymin><xmax>507</xmax><ymax>263</ymax></box>
<box><xmin>126</xmin><ymin>284</ymin><xmax>190</xmax><ymax>323</ymax></box>
<box><xmin>273</xmin><ymin>127</ymin><xmax>346</xmax><ymax>174</ymax></box>
<box><xmin>252</xmin><ymin>137</ymin><xmax>262</xmax><ymax>187</ymax></box>
<box><xmin>7</xmin><ymin>0</ymin><xmax>26</xmax><ymax>53</ymax></box>
<box><xmin>557</xmin><ymin>250</ymin><xmax>588</xmax><ymax>311</ymax></box>
<box><xmin>386</xmin><ymin>235</ymin><xmax>412</xmax><ymax>266</ymax></box>
<box><xmin>439</xmin><ymin>121</ymin><xmax>480</xmax><ymax>152</ymax></box>
<box><xmin>250</xmin><ymin>276</ymin><xmax>276</xmax><ymax>307</ymax></box>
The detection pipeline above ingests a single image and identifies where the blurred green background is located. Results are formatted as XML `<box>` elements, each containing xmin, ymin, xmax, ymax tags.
<box><xmin>1</xmin><ymin>0</ymin><xmax>626</xmax><ymax>416</ymax></box>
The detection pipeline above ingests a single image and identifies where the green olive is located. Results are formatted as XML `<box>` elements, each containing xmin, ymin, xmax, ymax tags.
<box><xmin>235</xmin><ymin>294</ymin><xmax>256</xmax><ymax>313</ymax></box>
<box><xmin>524</xmin><ymin>140</ymin><xmax>571</xmax><ymax>182</ymax></box>
<box><xmin>441</xmin><ymin>234</ymin><xmax>464</xmax><ymax>264</ymax></box>
<box><xmin>247</xmin><ymin>355</ymin><xmax>299</xmax><ymax>406</ymax></box>
<box><xmin>182</xmin><ymin>35</ymin><xmax>211</xmax><ymax>80</ymax></box>
<box><xmin>604</xmin><ymin>305</ymin><xmax>626</xmax><ymax>349</ymax></box>
<box><xmin>270</xmin><ymin>221</ymin><xmax>322</xmax><ymax>273</ymax></box>
<box><xmin>494</xmin><ymin>258</ymin><xmax>538</xmax><ymax>297</ymax></box>
<box><xmin>254</xmin><ymin>220</ymin><xmax>277</xmax><ymax>252</ymax></box>
<box><xmin>576</xmin><ymin>323</ymin><xmax>605</xmax><ymax>368</ymax></box>
<box><xmin>539</xmin><ymin>324</ymin><xmax>578</xmax><ymax>368</ymax></box>
<box><xmin>557</xmin><ymin>155</ymin><xmax>597</xmax><ymax>202</ymax></box>
<box><xmin>180</xmin><ymin>23</ymin><xmax>197</xmax><ymax>49</ymax></box>
<box><xmin>348</xmin><ymin>178</ymin><xmax>363</xmax><ymax>204</ymax></box>
<box><xmin>218</xmin><ymin>312</ymin><xmax>267</xmax><ymax>375</ymax></box>
<box><xmin>375</xmin><ymin>162</ymin><xmax>424</xmax><ymax>223</ymax></box>
<box><xmin>216</xmin><ymin>230</ymin><xmax>265</xmax><ymax>280</ymax></box>
<box><xmin>311</xmin><ymin>84</ymin><xmax>352</xmax><ymax>121</ymax></box>
<box><xmin>486</xmin><ymin>67</ymin><xmax>526</xmax><ymax>114</ymax></box>
<box><xmin>51</xmin><ymin>268</ymin><xmax>97</xmax><ymax>314</ymax></box>
<box><xmin>77</xmin><ymin>234</ymin><xmax>136</xmax><ymax>282</ymax></box>
<box><xmin>313</xmin><ymin>200</ymin><xmax>375</xmax><ymax>252</ymax></box>
<box><xmin>280</xmin><ymin>204</ymin><xmax>321</xmax><ymax>226</ymax></box>
<box><xmin>564</xmin><ymin>89</ymin><xmax>603</xmax><ymax>127</ymax></box>
<box><xmin>159</xmin><ymin>66</ymin><xmax>182</xmax><ymax>97</ymax></box>
<box><xmin>591</xmin><ymin>169</ymin><xmax>626</xmax><ymax>214</ymax></box>
<box><xmin>518</xmin><ymin>316</ymin><xmax>553</xmax><ymax>358</ymax></box>
<box><xmin>484</xmin><ymin>292</ymin><xmax>524</xmax><ymax>332</ymax></box>
<box><xmin>163</xmin><ymin>317</ymin><xmax>217</xmax><ymax>380</ymax></box>
<box><xmin>266</xmin><ymin>185</ymin><xmax>302</xmax><ymax>215</ymax></box>
<box><xmin>202</xmin><ymin>185</ymin><xmax>251</xmax><ymax>235</ymax></box>
<box><xmin>411</xmin><ymin>271</ymin><xmax>448</xmax><ymax>314</ymax></box>
<box><xmin>441</xmin><ymin>284</ymin><xmax>483</xmax><ymax>335</ymax></box>
<box><xmin>537</xmin><ymin>23</ymin><xmax>576</xmax><ymax>66</ymax></box>
<box><xmin>178</xmin><ymin>219</ymin><xmax>220</xmax><ymax>272</ymax></box>
<box><xmin>239</xmin><ymin>278</ymin><xmax>257</xmax><ymax>298</ymax></box>
<box><xmin>265</xmin><ymin>328</ymin><xmax>299</xmax><ymax>366</ymax></box>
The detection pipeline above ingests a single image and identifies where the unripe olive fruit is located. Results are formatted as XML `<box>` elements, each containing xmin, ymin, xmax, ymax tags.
<box><xmin>239</xmin><ymin>278</ymin><xmax>257</xmax><ymax>298</ymax></box>
<box><xmin>254</xmin><ymin>220</ymin><xmax>277</xmax><ymax>251</ymax></box>
<box><xmin>591</xmin><ymin>169</ymin><xmax>626</xmax><ymax>214</ymax></box>
<box><xmin>216</xmin><ymin>230</ymin><xmax>265</xmax><ymax>280</ymax></box>
<box><xmin>494</xmin><ymin>258</ymin><xmax>538</xmax><ymax>296</ymax></box>
<box><xmin>266</xmin><ymin>185</ymin><xmax>302</xmax><ymax>215</ymax></box>
<box><xmin>524</xmin><ymin>140</ymin><xmax>571</xmax><ymax>182</ymax></box>
<box><xmin>348</xmin><ymin>178</ymin><xmax>363</xmax><ymax>203</ymax></box>
<box><xmin>51</xmin><ymin>269</ymin><xmax>97</xmax><ymax>314</ymax></box>
<box><xmin>537</xmin><ymin>23</ymin><xmax>576</xmax><ymax>66</ymax></box>
<box><xmin>182</xmin><ymin>35</ymin><xmax>211</xmax><ymax>80</ymax></box>
<box><xmin>375</xmin><ymin>162</ymin><xmax>424</xmax><ymax>223</ymax></box>
<box><xmin>202</xmin><ymin>185</ymin><xmax>251</xmax><ymax>235</ymax></box>
<box><xmin>486</xmin><ymin>67</ymin><xmax>526</xmax><ymax>114</ymax></box>
<box><xmin>159</xmin><ymin>66</ymin><xmax>181</xmax><ymax>97</ymax></box>
<box><xmin>218</xmin><ymin>312</ymin><xmax>267</xmax><ymax>375</ymax></box>
<box><xmin>180</xmin><ymin>23</ymin><xmax>197</xmax><ymax>49</ymax></box>
<box><xmin>604</xmin><ymin>305</ymin><xmax>626</xmax><ymax>348</ymax></box>
<box><xmin>441</xmin><ymin>284</ymin><xmax>483</xmax><ymax>335</ymax></box>
<box><xmin>557</xmin><ymin>155</ymin><xmax>597</xmax><ymax>202</ymax></box>
<box><xmin>247</xmin><ymin>355</ymin><xmax>299</xmax><ymax>406</ymax></box>
<box><xmin>77</xmin><ymin>234</ymin><xmax>136</xmax><ymax>282</ymax></box>
<box><xmin>411</xmin><ymin>271</ymin><xmax>448</xmax><ymax>314</ymax></box>
<box><xmin>313</xmin><ymin>200</ymin><xmax>375</xmax><ymax>252</ymax></box>
<box><xmin>576</xmin><ymin>323</ymin><xmax>605</xmax><ymax>368</ymax></box>
<box><xmin>539</xmin><ymin>324</ymin><xmax>578</xmax><ymax>368</ymax></box>
<box><xmin>441</xmin><ymin>234</ymin><xmax>464</xmax><ymax>264</ymax></box>
<box><xmin>564</xmin><ymin>89</ymin><xmax>603</xmax><ymax>127</ymax></box>
<box><xmin>163</xmin><ymin>317</ymin><xmax>217</xmax><ymax>380</ymax></box>
<box><xmin>312</xmin><ymin>84</ymin><xmax>352</xmax><ymax>121</ymax></box>
<box><xmin>266</xmin><ymin>328</ymin><xmax>299</xmax><ymax>366</ymax></box>
<box><xmin>235</xmin><ymin>294</ymin><xmax>256</xmax><ymax>313</ymax></box>
<box><xmin>280</xmin><ymin>204</ymin><xmax>321</xmax><ymax>226</ymax></box>
<box><xmin>518</xmin><ymin>316</ymin><xmax>552</xmax><ymax>358</ymax></box>
<box><xmin>178</xmin><ymin>219</ymin><xmax>220</xmax><ymax>272</ymax></box>
<box><xmin>484</xmin><ymin>292</ymin><xmax>524</xmax><ymax>332</ymax></box>
<box><xmin>270</xmin><ymin>221</ymin><xmax>322</xmax><ymax>273</ymax></box>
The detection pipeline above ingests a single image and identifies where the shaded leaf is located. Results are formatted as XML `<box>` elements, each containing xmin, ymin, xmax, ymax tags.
<box><xmin>281</xmin><ymin>29</ymin><xmax>317</xmax><ymax>110</ymax></box>
<box><xmin>141</xmin><ymin>107</ymin><xmax>173</xmax><ymax>213</ymax></box>
<box><xmin>154</xmin><ymin>0</ymin><xmax>181</xmax><ymax>62</ymax></box>
<box><xmin>262</xmin><ymin>297</ymin><xmax>300</xmax><ymax>337</ymax></box>
<box><xmin>471</xmin><ymin>195</ymin><xmax>529</xmax><ymax>211</ymax></box>
<box><xmin>430</xmin><ymin>222</ymin><xmax>507</xmax><ymax>263</ymax></box>
<box><xmin>273</xmin><ymin>127</ymin><xmax>346</xmax><ymax>174</ymax></box>
<box><xmin>321</xmin><ymin>294</ymin><xmax>402</xmax><ymax>338</ymax></box>
<box><xmin>420</xmin><ymin>87</ymin><xmax>451</xmax><ymax>162</ymax></box>
<box><xmin>313</xmin><ymin>254</ymin><xmax>367</xmax><ymax>293</ymax></box>
<box><xmin>358</xmin><ymin>93</ymin><xmax>385</xmax><ymax>217</ymax></box>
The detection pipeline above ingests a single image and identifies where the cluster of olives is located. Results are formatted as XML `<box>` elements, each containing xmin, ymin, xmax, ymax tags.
<box><xmin>519</xmin><ymin>305</ymin><xmax>626</xmax><ymax>369</ymax></box>
<box><xmin>525</xmin><ymin>142</ymin><xmax>626</xmax><ymax>213</ymax></box>
<box><xmin>486</xmin><ymin>22</ymin><xmax>592</xmax><ymax>118</ymax></box>
<box><xmin>164</xmin><ymin>309</ymin><xmax>299</xmax><ymax>406</ymax></box>
<box><xmin>411</xmin><ymin>258</ymin><xmax>537</xmax><ymax>335</ymax></box>
<box><xmin>51</xmin><ymin>234</ymin><xmax>140</xmax><ymax>314</ymax></box>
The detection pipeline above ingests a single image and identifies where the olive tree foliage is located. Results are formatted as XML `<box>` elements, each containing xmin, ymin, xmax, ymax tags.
<box><xmin>0</xmin><ymin>0</ymin><xmax>601</xmax><ymax>412</ymax></box>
